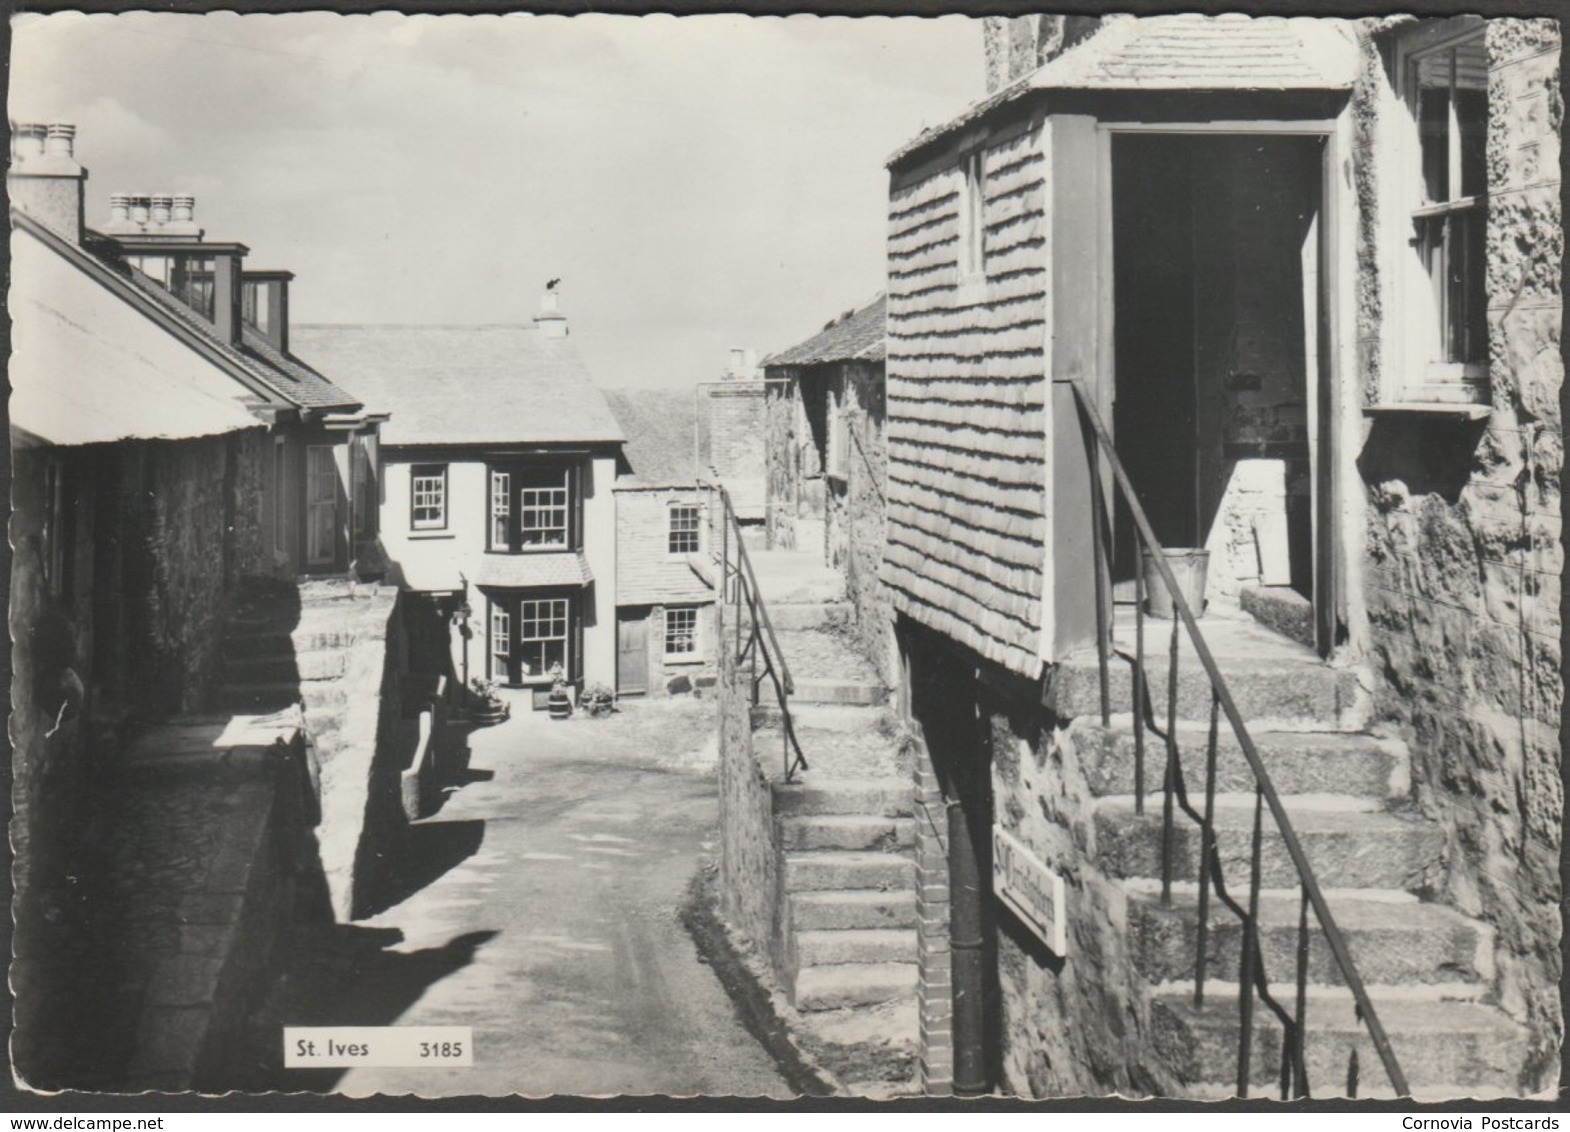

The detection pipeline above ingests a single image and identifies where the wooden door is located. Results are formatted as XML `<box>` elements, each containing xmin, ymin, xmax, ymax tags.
<box><xmin>617</xmin><ymin>612</ymin><xmax>649</xmax><ymax>696</ymax></box>
<box><xmin>305</xmin><ymin>445</ymin><xmax>336</xmax><ymax>568</ymax></box>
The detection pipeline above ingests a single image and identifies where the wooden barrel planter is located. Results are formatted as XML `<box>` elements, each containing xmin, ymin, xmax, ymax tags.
<box><xmin>548</xmin><ymin>686</ymin><xmax>572</xmax><ymax>721</ymax></box>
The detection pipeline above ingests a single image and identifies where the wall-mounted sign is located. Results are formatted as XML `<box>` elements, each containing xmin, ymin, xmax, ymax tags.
<box><xmin>992</xmin><ymin>825</ymin><xmax>1067</xmax><ymax>957</ymax></box>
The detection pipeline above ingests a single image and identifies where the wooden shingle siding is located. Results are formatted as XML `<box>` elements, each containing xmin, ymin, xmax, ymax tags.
<box><xmin>883</xmin><ymin>120</ymin><xmax>1051</xmax><ymax>677</ymax></box>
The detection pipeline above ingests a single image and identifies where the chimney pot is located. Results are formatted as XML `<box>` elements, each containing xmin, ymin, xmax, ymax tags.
<box><xmin>129</xmin><ymin>194</ymin><xmax>151</xmax><ymax>226</ymax></box>
<box><xmin>534</xmin><ymin>284</ymin><xmax>569</xmax><ymax>339</ymax></box>
<box><xmin>44</xmin><ymin>123</ymin><xmax>75</xmax><ymax>159</ymax></box>
<box><xmin>150</xmin><ymin>193</ymin><xmax>172</xmax><ymax>226</ymax></box>
<box><xmin>13</xmin><ymin>123</ymin><xmax>47</xmax><ymax>162</ymax></box>
<box><xmin>172</xmin><ymin>194</ymin><xmax>195</xmax><ymax>223</ymax></box>
<box><xmin>109</xmin><ymin>192</ymin><xmax>130</xmax><ymax>225</ymax></box>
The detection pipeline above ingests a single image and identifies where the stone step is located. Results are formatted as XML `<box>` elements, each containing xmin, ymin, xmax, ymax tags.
<box><xmin>757</xmin><ymin>725</ymin><xmax>905</xmax><ymax>781</ymax></box>
<box><xmin>781</xmin><ymin>814</ymin><xmax>916</xmax><ymax>852</ymax></box>
<box><xmin>793</xmin><ymin>962</ymin><xmax>917</xmax><ymax>1012</ymax></box>
<box><xmin>1151</xmin><ymin>993</ymin><xmax>1527</xmax><ymax>1097</ymax></box>
<box><xmin>791</xmin><ymin>890</ymin><xmax>919</xmax><ymax>931</ymax></box>
<box><xmin>752</xmin><ymin>701</ymin><xmax>891</xmax><ymax>733</ymax></box>
<box><xmin>786</xmin><ymin>851</ymin><xmax>914</xmax><ymax>892</ymax></box>
<box><xmin>1093</xmin><ymin>798</ymin><xmax>1445</xmax><ymax>893</ymax></box>
<box><xmin>1049</xmin><ymin>639</ymin><xmax>1362</xmax><ymax>729</ymax></box>
<box><xmin>791</xmin><ymin>677</ymin><xmax>888</xmax><ymax>706</ymax></box>
<box><xmin>214</xmin><ymin>680</ymin><xmax>348</xmax><ymax>714</ymax></box>
<box><xmin>747</xmin><ymin>554</ymin><xmax>847</xmax><ymax>604</ymax></box>
<box><xmin>1240</xmin><ymin>586</ymin><xmax>1316</xmax><ymax>650</ymax></box>
<box><xmin>773</xmin><ymin>777</ymin><xmax>913</xmax><ymax>818</ymax></box>
<box><xmin>1073</xmin><ymin>720</ymin><xmax>1409</xmax><ymax>801</ymax></box>
<box><xmin>1126</xmin><ymin>885</ymin><xmax>1491</xmax><ymax>988</ymax></box>
<box><xmin>794</xmin><ymin>928</ymin><xmax>918</xmax><ymax>968</ymax></box>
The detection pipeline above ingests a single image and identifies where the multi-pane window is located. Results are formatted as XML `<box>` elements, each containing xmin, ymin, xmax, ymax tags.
<box><xmin>490</xmin><ymin>604</ymin><xmax>511</xmax><ymax>668</ymax></box>
<box><xmin>490</xmin><ymin>471</ymin><xmax>510</xmax><ymax>547</ymax></box>
<box><xmin>665</xmin><ymin>607</ymin><xmax>699</xmax><ymax>657</ymax></box>
<box><xmin>668</xmin><ymin>505</ymin><xmax>701</xmax><ymax>554</ymax></box>
<box><xmin>411</xmin><ymin>464</ymin><xmax>447</xmax><ymax>530</ymax></box>
<box><xmin>1410</xmin><ymin>31</ymin><xmax>1487</xmax><ymax>373</ymax></box>
<box><xmin>519</xmin><ymin>598</ymin><xmax>570</xmax><ymax>677</ymax></box>
<box><xmin>490</xmin><ymin>464</ymin><xmax>572</xmax><ymax>550</ymax></box>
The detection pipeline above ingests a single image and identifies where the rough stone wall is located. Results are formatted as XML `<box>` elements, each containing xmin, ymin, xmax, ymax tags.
<box><xmin>763</xmin><ymin>377</ymin><xmax>798</xmax><ymax>550</ymax></box>
<box><xmin>714</xmin><ymin>597</ymin><xmax>787</xmax><ymax>976</ymax></box>
<box><xmin>982</xmin><ymin>16</ymin><xmax>1104</xmax><ymax>95</ymax></box>
<box><xmin>1357</xmin><ymin>17</ymin><xmax>1563</xmax><ymax>1084</ymax></box>
<box><xmin>700</xmin><ymin>380</ymin><xmax>768</xmax><ymax>482</ymax></box>
<box><xmin>835</xmin><ymin>362</ymin><xmax>896</xmax><ymax>685</ymax></box>
<box><xmin>909</xmin><ymin>726</ymin><xmax>954</xmax><ymax>1095</ymax></box>
<box><xmin>987</xmin><ymin>691</ymin><xmax>1174</xmax><ymax>1098</ymax></box>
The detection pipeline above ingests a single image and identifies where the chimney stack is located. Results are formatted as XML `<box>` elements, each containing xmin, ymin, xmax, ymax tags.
<box><xmin>535</xmin><ymin>282</ymin><xmax>568</xmax><ymax>339</ymax></box>
<box><xmin>724</xmin><ymin>347</ymin><xmax>760</xmax><ymax>381</ymax></box>
<box><xmin>9</xmin><ymin>120</ymin><xmax>87</xmax><ymax>243</ymax></box>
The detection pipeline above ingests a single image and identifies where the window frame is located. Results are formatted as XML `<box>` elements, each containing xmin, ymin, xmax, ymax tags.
<box><xmin>1395</xmin><ymin>18</ymin><xmax>1490</xmax><ymax>402</ymax></box>
<box><xmin>410</xmin><ymin>463</ymin><xmax>448</xmax><ymax>532</ymax></box>
<box><xmin>667</xmin><ymin>502</ymin><xmax>702</xmax><ymax>556</ymax></box>
<box><xmin>487</xmin><ymin>461</ymin><xmax>579</xmax><ymax>553</ymax></box>
<box><xmin>663</xmin><ymin>605</ymin><xmax>701</xmax><ymax>660</ymax></box>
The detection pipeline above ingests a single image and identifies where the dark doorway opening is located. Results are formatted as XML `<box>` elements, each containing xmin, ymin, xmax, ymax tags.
<box><xmin>1111</xmin><ymin>133</ymin><xmax>1325</xmax><ymax>623</ymax></box>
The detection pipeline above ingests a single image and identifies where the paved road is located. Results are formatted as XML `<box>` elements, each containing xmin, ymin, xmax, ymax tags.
<box><xmin>257</xmin><ymin>694</ymin><xmax>790</xmax><ymax>1099</ymax></box>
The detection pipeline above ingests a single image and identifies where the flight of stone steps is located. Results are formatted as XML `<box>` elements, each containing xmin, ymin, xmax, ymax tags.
<box><xmin>1047</xmin><ymin>611</ymin><xmax>1531</xmax><ymax>1099</ymax></box>
<box><xmin>743</xmin><ymin>551</ymin><xmax>919</xmax><ymax>1031</ymax></box>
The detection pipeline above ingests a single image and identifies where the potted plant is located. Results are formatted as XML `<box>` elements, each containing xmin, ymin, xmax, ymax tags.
<box><xmin>547</xmin><ymin>662</ymin><xmax>573</xmax><ymax>721</ymax></box>
<box><xmin>467</xmin><ymin>675</ymin><xmax>509</xmax><ymax>725</ymax></box>
<box><xmin>580</xmin><ymin>682</ymin><xmax>616</xmax><ymax>719</ymax></box>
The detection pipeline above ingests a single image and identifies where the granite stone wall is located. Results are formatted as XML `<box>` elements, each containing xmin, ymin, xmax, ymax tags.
<box><xmin>764</xmin><ymin>378</ymin><xmax>798</xmax><ymax>551</ymax></box>
<box><xmin>1356</xmin><ymin>17</ymin><xmax>1563</xmax><ymax>1080</ymax></box>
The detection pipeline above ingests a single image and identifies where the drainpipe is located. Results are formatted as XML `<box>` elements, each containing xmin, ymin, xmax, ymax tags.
<box><xmin>949</xmin><ymin>793</ymin><xmax>988</xmax><ymax>1097</ymax></box>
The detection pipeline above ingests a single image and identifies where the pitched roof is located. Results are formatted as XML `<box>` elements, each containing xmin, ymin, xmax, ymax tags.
<box><xmin>11</xmin><ymin>216</ymin><xmax>265</xmax><ymax>446</ymax></box>
<box><xmin>76</xmin><ymin>232</ymin><xmax>364</xmax><ymax>413</ymax></box>
<box><xmin>602</xmin><ymin>387</ymin><xmax>698</xmax><ymax>486</ymax></box>
<box><xmin>290</xmin><ymin>324</ymin><xmax>626</xmax><ymax>448</ymax></box>
<box><xmin>889</xmin><ymin>15</ymin><xmax>1360</xmax><ymax>166</ymax></box>
<box><xmin>765</xmin><ymin>294</ymin><xmax>886</xmax><ymax>368</ymax></box>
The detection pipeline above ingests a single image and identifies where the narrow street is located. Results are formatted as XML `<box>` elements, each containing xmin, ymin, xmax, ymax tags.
<box><xmin>237</xmin><ymin>694</ymin><xmax>791</xmax><ymax>1099</ymax></box>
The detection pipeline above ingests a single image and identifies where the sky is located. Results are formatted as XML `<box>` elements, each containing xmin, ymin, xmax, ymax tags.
<box><xmin>10</xmin><ymin>12</ymin><xmax>984</xmax><ymax>390</ymax></box>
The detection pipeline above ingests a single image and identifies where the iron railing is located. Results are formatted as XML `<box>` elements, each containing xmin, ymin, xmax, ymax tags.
<box><xmin>713</xmin><ymin>483</ymin><xmax>808</xmax><ymax>782</ymax></box>
<box><xmin>1070</xmin><ymin>381</ymin><xmax>1407</xmax><ymax>1099</ymax></box>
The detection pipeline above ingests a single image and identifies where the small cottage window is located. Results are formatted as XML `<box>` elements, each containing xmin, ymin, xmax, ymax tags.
<box><xmin>519</xmin><ymin>467</ymin><xmax>570</xmax><ymax>548</ymax></box>
<box><xmin>1406</xmin><ymin>26</ymin><xmax>1488</xmax><ymax>397</ymax></box>
<box><xmin>410</xmin><ymin>464</ymin><xmax>447</xmax><ymax>530</ymax></box>
<box><xmin>668</xmin><ymin>504</ymin><xmax>701</xmax><ymax>554</ymax></box>
<box><xmin>518</xmin><ymin>598</ymin><xmax>570</xmax><ymax>677</ymax></box>
<box><xmin>665</xmin><ymin>607</ymin><xmax>699</xmax><ymax>657</ymax></box>
<box><xmin>958</xmin><ymin>150</ymin><xmax>986</xmax><ymax>278</ymax></box>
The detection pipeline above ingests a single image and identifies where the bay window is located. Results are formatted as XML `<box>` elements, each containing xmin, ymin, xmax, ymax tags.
<box><xmin>489</xmin><ymin>463</ymin><xmax>577</xmax><ymax>551</ymax></box>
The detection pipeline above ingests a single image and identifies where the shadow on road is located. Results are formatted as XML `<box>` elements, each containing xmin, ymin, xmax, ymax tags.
<box><xmin>359</xmin><ymin>817</ymin><xmax>486</xmax><ymax>919</ymax></box>
<box><xmin>226</xmin><ymin>924</ymin><xmax>498</xmax><ymax>1092</ymax></box>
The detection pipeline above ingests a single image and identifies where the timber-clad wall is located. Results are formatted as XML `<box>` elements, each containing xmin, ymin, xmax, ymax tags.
<box><xmin>883</xmin><ymin>119</ymin><xmax>1049</xmax><ymax>677</ymax></box>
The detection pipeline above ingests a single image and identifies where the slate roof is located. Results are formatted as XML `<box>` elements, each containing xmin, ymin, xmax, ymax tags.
<box><xmin>291</xmin><ymin>324</ymin><xmax>626</xmax><ymax>448</ymax></box>
<box><xmin>474</xmin><ymin>550</ymin><xmax>594</xmax><ymax>590</ymax></box>
<box><xmin>602</xmin><ymin>387</ymin><xmax>699</xmax><ymax>487</ymax></box>
<box><xmin>764</xmin><ymin>294</ymin><xmax>886</xmax><ymax>368</ymax></box>
<box><xmin>889</xmin><ymin>15</ymin><xmax>1360</xmax><ymax>166</ymax></box>
<box><xmin>82</xmin><ymin>234</ymin><xmax>364</xmax><ymax>413</ymax></box>
<box><xmin>11</xmin><ymin>214</ymin><xmax>270</xmax><ymax>445</ymax></box>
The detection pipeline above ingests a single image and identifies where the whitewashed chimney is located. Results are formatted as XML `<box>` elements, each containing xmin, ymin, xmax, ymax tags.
<box><xmin>535</xmin><ymin>284</ymin><xmax>568</xmax><ymax>339</ymax></box>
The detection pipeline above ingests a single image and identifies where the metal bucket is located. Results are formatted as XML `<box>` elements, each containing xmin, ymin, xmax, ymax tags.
<box><xmin>1142</xmin><ymin>548</ymin><xmax>1210</xmax><ymax>620</ymax></box>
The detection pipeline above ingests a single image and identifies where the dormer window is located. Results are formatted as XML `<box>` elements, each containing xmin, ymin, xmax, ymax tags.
<box><xmin>130</xmin><ymin>254</ymin><xmax>216</xmax><ymax>321</ymax></box>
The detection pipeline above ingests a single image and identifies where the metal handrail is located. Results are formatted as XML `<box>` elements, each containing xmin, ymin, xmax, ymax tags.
<box><xmin>1068</xmin><ymin>380</ymin><xmax>1408</xmax><ymax>1099</ymax></box>
<box><xmin>714</xmin><ymin>484</ymin><xmax>808</xmax><ymax>782</ymax></box>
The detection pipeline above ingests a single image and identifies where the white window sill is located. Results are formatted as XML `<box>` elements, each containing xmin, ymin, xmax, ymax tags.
<box><xmin>408</xmin><ymin>530</ymin><xmax>455</xmax><ymax>540</ymax></box>
<box><xmin>663</xmin><ymin>654</ymin><xmax>708</xmax><ymax>666</ymax></box>
<box><xmin>1364</xmin><ymin>402</ymin><xmax>1491</xmax><ymax>421</ymax></box>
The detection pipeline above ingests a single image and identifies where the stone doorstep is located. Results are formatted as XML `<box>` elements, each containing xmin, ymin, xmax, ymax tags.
<box><xmin>1093</xmin><ymin>801</ymin><xmax>1446</xmax><ymax>893</ymax></box>
<box><xmin>1072</xmin><ymin>719</ymin><xmax>1410</xmax><ymax>801</ymax></box>
<box><xmin>763</xmin><ymin>602</ymin><xmax>854</xmax><ymax>631</ymax></box>
<box><xmin>791</xmin><ymin>678</ymin><xmax>889</xmax><ymax>707</ymax></box>
<box><xmin>1150</xmin><ymin>993</ymin><xmax>1528</xmax><ymax>1095</ymax></box>
<box><xmin>1240</xmin><ymin>585</ymin><xmax>1316</xmax><ymax>650</ymax></box>
<box><xmin>753</xmin><ymin>701</ymin><xmax>894</xmax><ymax>733</ymax></box>
<box><xmin>773</xmin><ymin>777</ymin><xmax>914</xmax><ymax>818</ymax></box>
<box><xmin>795</xmin><ymin>928</ymin><xmax>919</xmax><ymax>968</ymax></box>
<box><xmin>1126</xmin><ymin>885</ymin><xmax>1494</xmax><ymax>989</ymax></box>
